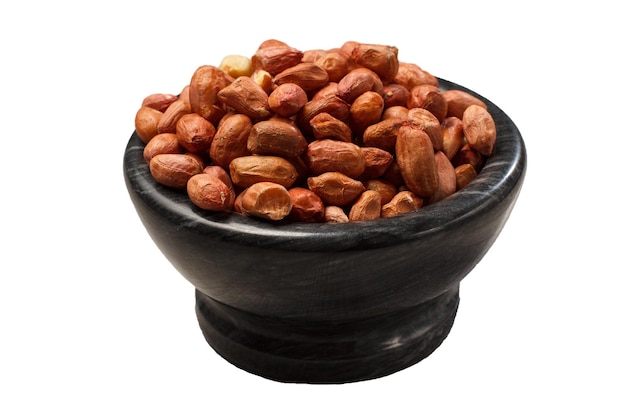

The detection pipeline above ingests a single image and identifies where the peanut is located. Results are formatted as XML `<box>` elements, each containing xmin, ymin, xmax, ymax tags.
<box><xmin>307</xmin><ymin>172</ymin><xmax>365</xmax><ymax>206</ymax></box>
<box><xmin>309</xmin><ymin>112</ymin><xmax>352</xmax><ymax>143</ymax></box>
<box><xmin>209</xmin><ymin>113</ymin><xmax>253</xmax><ymax>170</ymax></box>
<box><xmin>274</xmin><ymin>62</ymin><xmax>330</xmax><ymax>93</ymax></box>
<box><xmin>229</xmin><ymin>155</ymin><xmax>298</xmax><ymax>188</ymax></box>
<box><xmin>247</xmin><ymin>118</ymin><xmax>308</xmax><ymax>158</ymax></box>
<box><xmin>187</xmin><ymin>172</ymin><xmax>236</xmax><ymax>211</ymax></box>
<box><xmin>305</xmin><ymin>139</ymin><xmax>365</xmax><ymax>178</ymax></box>
<box><xmin>175</xmin><ymin>113</ymin><xmax>216</xmax><ymax>153</ymax></box>
<box><xmin>349</xmin><ymin>190</ymin><xmax>382</xmax><ymax>222</ymax></box>
<box><xmin>239</xmin><ymin>182</ymin><xmax>292</xmax><ymax>221</ymax></box>
<box><xmin>267</xmin><ymin>83</ymin><xmax>308</xmax><ymax>117</ymax></box>
<box><xmin>455</xmin><ymin>163</ymin><xmax>478</xmax><ymax>190</ymax></box>
<box><xmin>143</xmin><ymin>133</ymin><xmax>182</xmax><ymax>163</ymax></box>
<box><xmin>135</xmin><ymin>40</ymin><xmax>499</xmax><ymax>222</ymax></box>
<box><xmin>189</xmin><ymin>65</ymin><xmax>231</xmax><ymax>121</ymax></box>
<box><xmin>382</xmin><ymin>191</ymin><xmax>424</xmax><ymax>218</ymax></box>
<box><xmin>135</xmin><ymin>106</ymin><xmax>163</xmax><ymax>144</ymax></box>
<box><xmin>288</xmin><ymin>187</ymin><xmax>325</xmax><ymax>223</ymax></box>
<box><xmin>443</xmin><ymin>89</ymin><xmax>487</xmax><ymax>119</ymax></box>
<box><xmin>395</xmin><ymin>124</ymin><xmax>439</xmax><ymax>198</ymax></box>
<box><xmin>324</xmin><ymin>206</ymin><xmax>349</xmax><ymax>223</ymax></box>
<box><xmin>463</xmin><ymin>104</ymin><xmax>497</xmax><ymax>156</ymax></box>
<box><xmin>216</xmin><ymin>76</ymin><xmax>271</xmax><ymax>120</ymax></box>
<box><xmin>407</xmin><ymin>84</ymin><xmax>448</xmax><ymax>123</ymax></box>
<box><xmin>149</xmin><ymin>153</ymin><xmax>203</xmax><ymax>189</ymax></box>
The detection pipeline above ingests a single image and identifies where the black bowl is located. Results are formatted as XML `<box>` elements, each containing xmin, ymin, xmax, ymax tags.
<box><xmin>123</xmin><ymin>78</ymin><xmax>526</xmax><ymax>383</ymax></box>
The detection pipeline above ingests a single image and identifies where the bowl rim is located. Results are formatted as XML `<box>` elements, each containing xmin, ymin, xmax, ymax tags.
<box><xmin>124</xmin><ymin>77</ymin><xmax>526</xmax><ymax>251</ymax></box>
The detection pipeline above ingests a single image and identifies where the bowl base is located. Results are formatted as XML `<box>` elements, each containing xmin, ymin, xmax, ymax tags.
<box><xmin>195</xmin><ymin>285</ymin><xmax>460</xmax><ymax>384</ymax></box>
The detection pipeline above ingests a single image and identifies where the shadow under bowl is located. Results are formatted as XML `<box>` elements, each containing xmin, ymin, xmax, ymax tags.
<box><xmin>123</xmin><ymin>78</ymin><xmax>526</xmax><ymax>383</ymax></box>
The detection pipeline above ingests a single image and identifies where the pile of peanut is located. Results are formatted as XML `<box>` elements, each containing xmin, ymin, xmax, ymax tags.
<box><xmin>134</xmin><ymin>40</ymin><xmax>496</xmax><ymax>223</ymax></box>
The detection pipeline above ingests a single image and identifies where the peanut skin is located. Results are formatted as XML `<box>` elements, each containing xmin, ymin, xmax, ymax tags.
<box><xmin>395</xmin><ymin>124</ymin><xmax>439</xmax><ymax>198</ymax></box>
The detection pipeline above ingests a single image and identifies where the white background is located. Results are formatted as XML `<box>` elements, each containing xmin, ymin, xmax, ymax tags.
<box><xmin>1</xmin><ymin>1</ymin><xmax>624</xmax><ymax>415</ymax></box>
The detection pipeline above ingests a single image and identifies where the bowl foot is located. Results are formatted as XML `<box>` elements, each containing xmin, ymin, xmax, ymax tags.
<box><xmin>195</xmin><ymin>286</ymin><xmax>460</xmax><ymax>384</ymax></box>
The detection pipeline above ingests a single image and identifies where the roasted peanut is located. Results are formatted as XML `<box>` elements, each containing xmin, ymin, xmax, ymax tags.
<box><xmin>314</xmin><ymin>49</ymin><xmax>350</xmax><ymax>82</ymax></box>
<box><xmin>349</xmin><ymin>190</ymin><xmax>382</xmax><ymax>221</ymax></box>
<box><xmin>175</xmin><ymin>113</ymin><xmax>216</xmax><ymax>153</ymax></box>
<box><xmin>349</xmin><ymin>91</ymin><xmax>385</xmax><ymax>135</ymax></box>
<box><xmin>247</xmin><ymin>118</ymin><xmax>308</xmax><ymax>158</ymax></box>
<box><xmin>141</xmin><ymin>93</ymin><xmax>178</xmax><ymax>112</ymax></box>
<box><xmin>274</xmin><ymin>62</ymin><xmax>330</xmax><ymax>93</ymax></box>
<box><xmin>395</xmin><ymin>124</ymin><xmax>439</xmax><ymax>198</ymax></box>
<box><xmin>239</xmin><ymin>182</ymin><xmax>292</xmax><ymax>221</ymax></box>
<box><xmin>382</xmin><ymin>84</ymin><xmax>409</xmax><ymax>108</ymax></box>
<box><xmin>407</xmin><ymin>107</ymin><xmax>444</xmax><ymax>151</ymax></box>
<box><xmin>187</xmin><ymin>172</ymin><xmax>236</xmax><ymax>211</ymax></box>
<box><xmin>307</xmin><ymin>172</ymin><xmax>365</xmax><ymax>206</ymax></box>
<box><xmin>463</xmin><ymin>104</ymin><xmax>497</xmax><ymax>156</ymax></box>
<box><xmin>157</xmin><ymin>99</ymin><xmax>191</xmax><ymax>134</ymax></box>
<box><xmin>429</xmin><ymin>151</ymin><xmax>457</xmax><ymax>203</ymax></box>
<box><xmin>393</xmin><ymin>62</ymin><xmax>438</xmax><ymax>90</ymax></box>
<box><xmin>324</xmin><ymin>206</ymin><xmax>349</xmax><ymax>223</ymax></box>
<box><xmin>143</xmin><ymin>133</ymin><xmax>182</xmax><ymax>163</ymax></box>
<box><xmin>217</xmin><ymin>76</ymin><xmax>271</xmax><ymax>120</ymax></box>
<box><xmin>251</xmin><ymin>40</ymin><xmax>303</xmax><ymax>75</ymax></box>
<box><xmin>149</xmin><ymin>153</ymin><xmax>203</xmax><ymax>189</ymax></box>
<box><xmin>136</xmin><ymin>40</ymin><xmax>498</xmax><ymax>222</ymax></box>
<box><xmin>209</xmin><ymin>113</ymin><xmax>253</xmax><ymax>170</ymax></box>
<box><xmin>407</xmin><ymin>84</ymin><xmax>448</xmax><ymax>123</ymax></box>
<box><xmin>364</xmin><ymin>179</ymin><xmax>397</xmax><ymax>205</ymax></box>
<box><xmin>441</xmin><ymin>116</ymin><xmax>464</xmax><ymax>160</ymax></box>
<box><xmin>305</xmin><ymin>139</ymin><xmax>365</xmax><ymax>178</ymax></box>
<box><xmin>309</xmin><ymin>112</ymin><xmax>352</xmax><ymax>142</ymax></box>
<box><xmin>443</xmin><ymin>89</ymin><xmax>487</xmax><ymax>119</ymax></box>
<box><xmin>189</xmin><ymin>65</ymin><xmax>231</xmax><ymax>121</ymax></box>
<box><xmin>337</xmin><ymin>67</ymin><xmax>384</xmax><ymax>103</ymax></box>
<box><xmin>229</xmin><ymin>155</ymin><xmax>298</xmax><ymax>188</ymax></box>
<box><xmin>135</xmin><ymin>106</ymin><xmax>163</xmax><ymax>144</ymax></box>
<box><xmin>350</xmin><ymin>43</ymin><xmax>399</xmax><ymax>83</ymax></box>
<box><xmin>455</xmin><ymin>163</ymin><xmax>478</xmax><ymax>190</ymax></box>
<box><xmin>360</xmin><ymin>147</ymin><xmax>394</xmax><ymax>180</ymax></box>
<box><xmin>267</xmin><ymin>83</ymin><xmax>308</xmax><ymax>117</ymax></box>
<box><xmin>288</xmin><ymin>187</ymin><xmax>325</xmax><ymax>223</ymax></box>
<box><xmin>381</xmin><ymin>191</ymin><xmax>424</xmax><ymax>218</ymax></box>
<box><xmin>362</xmin><ymin>117</ymin><xmax>404</xmax><ymax>152</ymax></box>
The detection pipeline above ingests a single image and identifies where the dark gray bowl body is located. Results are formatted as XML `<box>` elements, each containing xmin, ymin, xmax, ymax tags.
<box><xmin>124</xmin><ymin>78</ymin><xmax>526</xmax><ymax>383</ymax></box>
